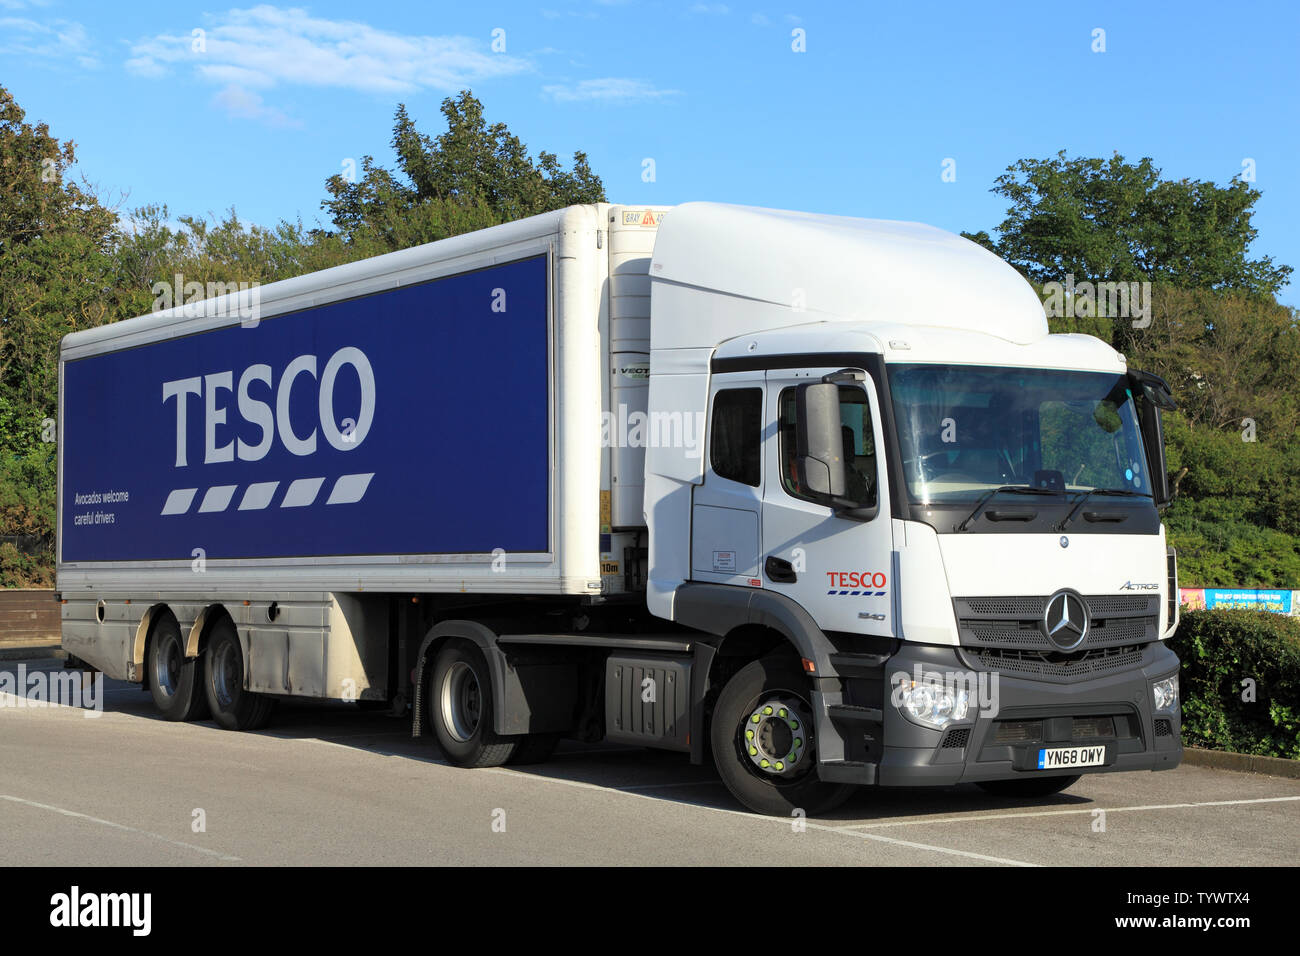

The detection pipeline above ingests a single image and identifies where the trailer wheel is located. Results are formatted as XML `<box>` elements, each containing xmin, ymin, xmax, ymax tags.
<box><xmin>202</xmin><ymin>618</ymin><xmax>276</xmax><ymax>731</ymax></box>
<box><xmin>146</xmin><ymin>613</ymin><xmax>208</xmax><ymax>721</ymax></box>
<box><xmin>427</xmin><ymin>641</ymin><xmax>517</xmax><ymax>767</ymax></box>
<box><xmin>507</xmin><ymin>733</ymin><xmax>560</xmax><ymax>765</ymax></box>
<box><xmin>976</xmin><ymin>774</ymin><xmax>1081</xmax><ymax>798</ymax></box>
<box><xmin>710</xmin><ymin>656</ymin><xmax>854</xmax><ymax>816</ymax></box>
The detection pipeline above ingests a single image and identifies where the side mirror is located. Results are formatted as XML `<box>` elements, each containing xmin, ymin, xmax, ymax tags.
<box><xmin>1128</xmin><ymin>370</ymin><xmax>1177</xmax><ymax>508</ymax></box>
<box><xmin>795</xmin><ymin>382</ymin><xmax>848</xmax><ymax>502</ymax></box>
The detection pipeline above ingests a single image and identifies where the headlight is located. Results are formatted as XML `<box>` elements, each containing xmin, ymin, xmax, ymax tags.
<box><xmin>1153</xmin><ymin>675</ymin><xmax>1179</xmax><ymax>712</ymax></box>
<box><xmin>897</xmin><ymin>678</ymin><xmax>970</xmax><ymax>729</ymax></box>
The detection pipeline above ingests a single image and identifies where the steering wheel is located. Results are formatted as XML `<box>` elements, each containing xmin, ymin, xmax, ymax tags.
<box><xmin>902</xmin><ymin>450</ymin><xmax>953</xmax><ymax>481</ymax></box>
<box><xmin>928</xmin><ymin>472</ymin><xmax>985</xmax><ymax>484</ymax></box>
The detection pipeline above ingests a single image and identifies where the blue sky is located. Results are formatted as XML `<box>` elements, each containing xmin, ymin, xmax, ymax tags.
<box><xmin>3</xmin><ymin>0</ymin><xmax>1298</xmax><ymax>305</ymax></box>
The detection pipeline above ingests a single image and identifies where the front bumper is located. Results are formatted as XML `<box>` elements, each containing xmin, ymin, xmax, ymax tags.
<box><xmin>817</xmin><ymin>640</ymin><xmax>1182</xmax><ymax>786</ymax></box>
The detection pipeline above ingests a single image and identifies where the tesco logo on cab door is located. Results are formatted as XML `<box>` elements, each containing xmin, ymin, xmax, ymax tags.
<box><xmin>826</xmin><ymin>571</ymin><xmax>887</xmax><ymax>596</ymax></box>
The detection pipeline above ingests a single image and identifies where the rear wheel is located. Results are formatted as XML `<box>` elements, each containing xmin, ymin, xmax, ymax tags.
<box><xmin>427</xmin><ymin>641</ymin><xmax>517</xmax><ymax>767</ymax></box>
<box><xmin>710</xmin><ymin>656</ymin><xmax>854</xmax><ymax>816</ymax></box>
<box><xmin>147</xmin><ymin>613</ymin><xmax>208</xmax><ymax>721</ymax></box>
<box><xmin>202</xmin><ymin>618</ymin><xmax>276</xmax><ymax>731</ymax></box>
<box><xmin>976</xmin><ymin>774</ymin><xmax>1081</xmax><ymax>797</ymax></box>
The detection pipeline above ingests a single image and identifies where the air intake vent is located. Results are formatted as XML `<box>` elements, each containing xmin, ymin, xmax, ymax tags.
<box><xmin>941</xmin><ymin>728</ymin><xmax>971</xmax><ymax>749</ymax></box>
<box><xmin>969</xmin><ymin>644</ymin><xmax>1145</xmax><ymax>682</ymax></box>
<box><xmin>1154</xmin><ymin>718</ymin><xmax>1173</xmax><ymax>738</ymax></box>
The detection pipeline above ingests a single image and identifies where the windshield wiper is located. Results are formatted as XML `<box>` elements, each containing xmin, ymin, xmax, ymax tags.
<box><xmin>956</xmin><ymin>486</ymin><xmax>1061</xmax><ymax>532</ymax></box>
<box><xmin>1057</xmin><ymin>488</ymin><xmax>1146</xmax><ymax>531</ymax></box>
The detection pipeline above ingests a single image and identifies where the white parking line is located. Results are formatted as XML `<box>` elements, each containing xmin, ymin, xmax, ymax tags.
<box><xmin>618</xmin><ymin>779</ymin><xmax>725</xmax><ymax>791</ymax></box>
<box><xmin>837</xmin><ymin>795</ymin><xmax>1300</xmax><ymax>829</ymax></box>
<box><xmin>0</xmin><ymin>794</ymin><xmax>241</xmax><ymax>862</ymax></box>
<box><xmin>257</xmin><ymin>720</ymin><xmax>1039</xmax><ymax>864</ymax></box>
<box><xmin>483</xmin><ymin>767</ymin><xmax>1038</xmax><ymax>866</ymax></box>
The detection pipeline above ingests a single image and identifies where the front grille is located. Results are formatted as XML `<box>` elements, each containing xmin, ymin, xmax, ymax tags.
<box><xmin>1072</xmin><ymin>716</ymin><xmax>1116</xmax><ymax>739</ymax></box>
<box><xmin>955</xmin><ymin>594</ymin><xmax>1158</xmax><ymax>653</ymax></box>
<box><xmin>991</xmin><ymin>714</ymin><xmax>1127</xmax><ymax>744</ymax></box>
<box><xmin>962</xmin><ymin>597</ymin><xmax>1047</xmax><ymax>618</ymax></box>
<box><xmin>968</xmin><ymin>644</ymin><xmax>1145</xmax><ymax>681</ymax></box>
<box><xmin>994</xmin><ymin>720</ymin><xmax>1043</xmax><ymax>743</ymax></box>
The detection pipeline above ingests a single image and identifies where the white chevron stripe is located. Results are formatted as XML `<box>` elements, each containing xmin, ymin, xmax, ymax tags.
<box><xmin>237</xmin><ymin>481</ymin><xmax>280</xmax><ymax>511</ymax></box>
<box><xmin>326</xmin><ymin>473</ymin><xmax>375</xmax><ymax>505</ymax></box>
<box><xmin>161</xmin><ymin>473</ymin><xmax>374</xmax><ymax>516</ymax></box>
<box><xmin>280</xmin><ymin>477</ymin><xmax>326</xmax><ymax>508</ymax></box>
<box><xmin>161</xmin><ymin>488</ymin><xmax>197</xmax><ymax>515</ymax></box>
<box><xmin>198</xmin><ymin>485</ymin><xmax>238</xmax><ymax>513</ymax></box>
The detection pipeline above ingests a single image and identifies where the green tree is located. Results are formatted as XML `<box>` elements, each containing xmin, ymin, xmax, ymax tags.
<box><xmin>964</xmin><ymin>151</ymin><xmax>1291</xmax><ymax>298</ymax></box>
<box><xmin>0</xmin><ymin>86</ymin><xmax>133</xmax><ymax>583</ymax></box>
<box><xmin>322</xmin><ymin>91</ymin><xmax>605</xmax><ymax>249</ymax></box>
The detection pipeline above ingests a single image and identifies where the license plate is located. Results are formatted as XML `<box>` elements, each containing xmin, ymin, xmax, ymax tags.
<box><xmin>1037</xmin><ymin>745</ymin><xmax>1106</xmax><ymax>770</ymax></box>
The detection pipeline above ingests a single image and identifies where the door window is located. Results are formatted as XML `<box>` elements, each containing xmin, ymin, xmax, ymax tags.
<box><xmin>777</xmin><ymin>386</ymin><xmax>877</xmax><ymax>507</ymax></box>
<box><xmin>710</xmin><ymin>388</ymin><xmax>763</xmax><ymax>486</ymax></box>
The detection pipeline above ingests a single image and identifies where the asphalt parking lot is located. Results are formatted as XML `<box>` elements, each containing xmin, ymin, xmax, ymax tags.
<box><xmin>2</xmin><ymin>657</ymin><xmax>1296</xmax><ymax>866</ymax></box>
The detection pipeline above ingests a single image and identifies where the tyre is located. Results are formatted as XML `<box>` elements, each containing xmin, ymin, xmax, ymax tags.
<box><xmin>427</xmin><ymin>641</ymin><xmax>518</xmax><ymax>767</ymax></box>
<box><xmin>146</xmin><ymin>613</ymin><xmax>209</xmax><ymax>721</ymax></box>
<box><xmin>710</xmin><ymin>656</ymin><xmax>854</xmax><ymax>816</ymax></box>
<box><xmin>202</xmin><ymin>617</ymin><xmax>276</xmax><ymax>731</ymax></box>
<box><xmin>507</xmin><ymin>733</ymin><xmax>560</xmax><ymax>765</ymax></box>
<box><xmin>976</xmin><ymin>774</ymin><xmax>1081</xmax><ymax>797</ymax></box>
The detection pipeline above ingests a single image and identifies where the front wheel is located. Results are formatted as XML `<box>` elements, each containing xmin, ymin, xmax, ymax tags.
<box><xmin>202</xmin><ymin>618</ymin><xmax>276</xmax><ymax>731</ymax></box>
<box><xmin>427</xmin><ymin>641</ymin><xmax>517</xmax><ymax>767</ymax></box>
<box><xmin>710</xmin><ymin>657</ymin><xmax>854</xmax><ymax>816</ymax></box>
<box><xmin>976</xmin><ymin>774</ymin><xmax>1081</xmax><ymax>798</ymax></box>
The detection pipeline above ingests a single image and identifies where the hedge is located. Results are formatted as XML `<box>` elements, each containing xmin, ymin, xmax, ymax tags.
<box><xmin>1166</xmin><ymin>609</ymin><xmax>1300</xmax><ymax>759</ymax></box>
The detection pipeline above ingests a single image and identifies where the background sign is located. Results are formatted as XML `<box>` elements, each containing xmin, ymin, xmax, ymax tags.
<box><xmin>1202</xmin><ymin>589</ymin><xmax>1293</xmax><ymax>613</ymax></box>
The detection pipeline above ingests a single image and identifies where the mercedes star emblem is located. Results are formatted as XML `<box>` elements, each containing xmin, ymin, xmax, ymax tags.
<box><xmin>1043</xmin><ymin>590</ymin><xmax>1089</xmax><ymax>650</ymax></box>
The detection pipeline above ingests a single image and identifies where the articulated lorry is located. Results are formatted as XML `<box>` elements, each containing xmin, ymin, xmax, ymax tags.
<box><xmin>57</xmin><ymin>202</ymin><xmax>1182</xmax><ymax>815</ymax></box>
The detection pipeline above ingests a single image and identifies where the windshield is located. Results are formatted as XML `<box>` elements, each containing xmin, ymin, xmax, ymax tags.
<box><xmin>887</xmin><ymin>364</ymin><xmax>1150</xmax><ymax>505</ymax></box>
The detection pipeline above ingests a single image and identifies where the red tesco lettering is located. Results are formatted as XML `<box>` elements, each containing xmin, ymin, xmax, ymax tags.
<box><xmin>825</xmin><ymin>571</ymin><xmax>887</xmax><ymax>589</ymax></box>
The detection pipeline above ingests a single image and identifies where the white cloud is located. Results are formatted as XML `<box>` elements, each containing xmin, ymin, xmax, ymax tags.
<box><xmin>542</xmin><ymin>77</ymin><xmax>680</xmax><ymax>103</ymax></box>
<box><xmin>211</xmin><ymin>84</ymin><xmax>301</xmax><ymax>128</ymax></box>
<box><xmin>751</xmin><ymin>13</ymin><xmax>771</xmax><ymax>26</ymax></box>
<box><xmin>125</xmin><ymin>5</ymin><xmax>530</xmax><ymax>97</ymax></box>
<box><xmin>0</xmin><ymin>16</ymin><xmax>98</xmax><ymax>67</ymax></box>
<box><xmin>540</xmin><ymin>8</ymin><xmax>599</xmax><ymax>19</ymax></box>
<box><xmin>690</xmin><ymin>3</ymin><xmax>731</xmax><ymax>13</ymax></box>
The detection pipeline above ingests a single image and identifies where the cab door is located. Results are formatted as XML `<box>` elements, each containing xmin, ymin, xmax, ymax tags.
<box><xmin>690</xmin><ymin>373</ymin><xmax>765</xmax><ymax>587</ymax></box>
<box><xmin>761</xmin><ymin>368</ymin><xmax>895</xmax><ymax>636</ymax></box>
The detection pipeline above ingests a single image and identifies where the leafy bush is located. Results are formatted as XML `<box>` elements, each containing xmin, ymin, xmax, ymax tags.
<box><xmin>1167</xmin><ymin>610</ymin><xmax>1300</xmax><ymax>758</ymax></box>
<box><xmin>1165</xmin><ymin>497</ymin><xmax>1300</xmax><ymax>587</ymax></box>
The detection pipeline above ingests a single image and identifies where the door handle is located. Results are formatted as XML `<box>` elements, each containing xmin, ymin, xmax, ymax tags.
<box><xmin>765</xmin><ymin>556</ymin><xmax>797</xmax><ymax>583</ymax></box>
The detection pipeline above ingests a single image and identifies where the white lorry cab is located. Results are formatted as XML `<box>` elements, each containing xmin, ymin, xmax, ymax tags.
<box><xmin>57</xmin><ymin>202</ymin><xmax>1182</xmax><ymax>815</ymax></box>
